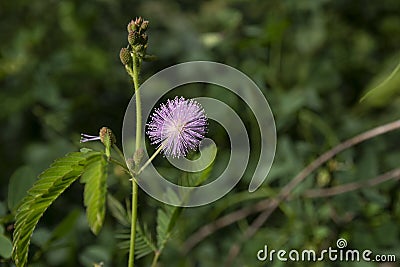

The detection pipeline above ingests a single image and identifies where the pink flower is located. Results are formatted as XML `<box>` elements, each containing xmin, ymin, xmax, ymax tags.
<box><xmin>146</xmin><ymin>97</ymin><xmax>207</xmax><ymax>158</ymax></box>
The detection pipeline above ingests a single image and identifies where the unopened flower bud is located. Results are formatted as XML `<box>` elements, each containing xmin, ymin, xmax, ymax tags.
<box><xmin>135</xmin><ymin>17</ymin><xmax>143</xmax><ymax>27</ymax></box>
<box><xmin>119</xmin><ymin>47</ymin><xmax>131</xmax><ymax>65</ymax></box>
<box><xmin>127</xmin><ymin>20</ymin><xmax>136</xmax><ymax>32</ymax></box>
<box><xmin>140</xmin><ymin>21</ymin><xmax>149</xmax><ymax>32</ymax></box>
<box><xmin>123</xmin><ymin>17</ymin><xmax>150</xmax><ymax>62</ymax></box>
<box><xmin>128</xmin><ymin>31</ymin><xmax>139</xmax><ymax>45</ymax></box>
<box><xmin>100</xmin><ymin>127</ymin><xmax>116</xmax><ymax>159</ymax></box>
<box><xmin>100</xmin><ymin>127</ymin><xmax>116</xmax><ymax>145</ymax></box>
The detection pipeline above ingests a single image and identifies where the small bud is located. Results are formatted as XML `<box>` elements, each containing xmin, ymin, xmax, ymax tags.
<box><xmin>123</xmin><ymin>17</ymin><xmax>150</xmax><ymax>62</ymax></box>
<box><xmin>99</xmin><ymin>127</ymin><xmax>116</xmax><ymax>159</ymax></box>
<box><xmin>135</xmin><ymin>17</ymin><xmax>143</xmax><ymax>27</ymax></box>
<box><xmin>119</xmin><ymin>47</ymin><xmax>131</xmax><ymax>65</ymax></box>
<box><xmin>100</xmin><ymin>127</ymin><xmax>116</xmax><ymax>145</ymax></box>
<box><xmin>127</xmin><ymin>20</ymin><xmax>136</xmax><ymax>32</ymax></box>
<box><xmin>128</xmin><ymin>31</ymin><xmax>139</xmax><ymax>45</ymax></box>
<box><xmin>140</xmin><ymin>21</ymin><xmax>149</xmax><ymax>32</ymax></box>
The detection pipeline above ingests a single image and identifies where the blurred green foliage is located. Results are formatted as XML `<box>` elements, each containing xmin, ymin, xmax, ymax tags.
<box><xmin>1</xmin><ymin>0</ymin><xmax>400</xmax><ymax>266</ymax></box>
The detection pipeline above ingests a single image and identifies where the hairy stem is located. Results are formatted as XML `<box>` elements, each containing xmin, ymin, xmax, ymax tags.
<box><xmin>133</xmin><ymin>58</ymin><xmax>142</xmax><ymax>150</ymax></box>
<box><xmin>128</xmin><ymin>56</ymin><xmax>142</xmax><ymax>267</ymax></box>
<box><xmin>128</xmin><ymin>177</ymin><xmax>138</xmax><ymax>267</ymax></box>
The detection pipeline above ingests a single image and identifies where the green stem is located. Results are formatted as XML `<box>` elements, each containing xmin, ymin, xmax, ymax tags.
<box><xmin>128</xmin><ymin>55</ymin><xmax>142</xmax><ymax>267</ymax></box>
<box><xmin>109</xmin><ymin>157</ymin><xmax>129</xmax><ymax>172</ymax></box>
<box><xmin>113</xmin><ymin>144</ymin><xmax>126</xmax><ymax>162</ymax></box>
<box><xmin>128</xmin><ymin>176</ymin><xmax>138</xmax><ymax>267</ymax></box>
<box><xmin>150</xmin><ymin>251</ymin><xmax>161</xmax><ymax>267</ymax></box>
<box><xmin>133</xmin><ymin>58</ymin><xmax>142</xmax><ymax>150</ymax></box>
<box><xmin>137</xmin><ymin>145</ymin><xmax>163</xmax><ymax>175</ymax></box>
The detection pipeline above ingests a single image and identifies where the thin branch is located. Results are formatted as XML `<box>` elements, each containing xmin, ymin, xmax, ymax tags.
<box><xmin>109</xmin><ymin>158</ymin><xmax>130</xmax><ymax>173</ymax></box>
<box><xmin>304</xmin><ymin>168</ymin><xmax>400</xmax><ymax>198</ymax></box>
<box><xmin>223</xmin><ymin>119</ymin><xmax>400</xmax><ymax>265</ymax></box>
<box><xmin>224</xmin><ymin>169</ymin><xmax>400</xmax><ymax>266</ymax></box>
<box><xmin>183</xmin><ymin>198</ymin><xmax>275</xmax><ymax>253</ymax></box>
<box><xmin>183</xmin><ymin>119</ymin><xmax>400</xmax><ymax>255</ymax></box>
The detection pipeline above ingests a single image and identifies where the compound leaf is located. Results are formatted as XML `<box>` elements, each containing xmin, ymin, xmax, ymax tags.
<box><xmin>80</xmin><ymin>153</ymin><xmax>108</xmax><ymax>235</ymax></box>
<box><xmin>12</xmin><ymin>152</ymin><xmax>94</xmax><ymax>267</ymax></box>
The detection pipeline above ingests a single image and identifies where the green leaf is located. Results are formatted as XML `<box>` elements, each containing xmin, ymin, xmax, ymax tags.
<box><xmin>156</xmin><ymin>208</ymin><xmax>174</xmax><ymax>249</ymax></box>
<box><xmin>115</xmin><ymin>229</ymin><xmax>130</xmax><ymax>251</ymax></box>
<box><xmin>107</xmin><ymin>194</ymin><xmax>130</xmax><ymax>227</ymax></box>
<box><xmin>180</xmin><ymin>144</ymin><xmax>216</xmax><ymax>187</ymax></box>
<box><xmin>156</xmin><ymin>191</ymin><xmax>182</xmax><ymax>251</ymax></box>
<box><xmin>80</xmin><ymin>153</ymin><xmax>108</xmax><ymax>235</ymax></box>
<box><xmin>0</xmin><ymin>234</ymin><xmax>12</xmax><ymax>259</ymax></box>
<box><xmin>0</xmin><ymin>202</ymin><xmax>6</xmax><ymax>217</ymax></box>
<box><xmin>135</xmin><ymin>223</ymin><xmax>157</xmax><ymax>259</ymax></box>
<box><xmin>360</xmin><ymin>58</ymin><xmax>400</xmax><ymax>106</ymax></box>
<box><xmin>115</xmin><ymin>223</ymin><xmax>156</xmax><ymax>259</ymax></box>
<box><xmin>7</xmin><ymin>166</ymin><xmax>36</xmax><ymax>211</ymax></box>
<box><xmin>80</xmin><ymin>148</ymin><xmax>93</xmax><ymax>153</ymax></box>
<box><xmin>156</xmin><ymin>147</ymin><xmax>215</xmax><ymax>252</ymax></box>
<box><xmin>12</xmin><ymin>152</ymin><xmax>92</xmax><ymax>267</ymax></box>
<box><xmin>79</xmin><ymin>245</ymin><xmax>110</xmax><ymax>267</ymax></box>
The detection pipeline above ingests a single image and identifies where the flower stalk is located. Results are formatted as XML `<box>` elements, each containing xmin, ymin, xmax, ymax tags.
<box><xmin>128</xmin><ymin>54</ymin><xmax>141</xmax><ymax>267</ymax></box>
<box><xmin>120</xmin><ymin>17</ymin><xmax>149</xmax><ymax>267</ymax></box>
<box><xmin>137</xmin><ymin>145</ymin><xmax>164</xmax><ymax>176</ymax></box>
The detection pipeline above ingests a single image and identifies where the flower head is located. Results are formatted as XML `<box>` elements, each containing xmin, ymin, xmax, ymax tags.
<box><xmin>146</xmin><ymin>97</ymin><xmax>208</xmax><ymax>158</ymax></box>
<box><xmin>124</xmin><ymin>17</ymin><xmax>149</xmax><ymax>58</ymax></box>
<box><xmin>119</xmin><ymin>47</ymin><xmax>131</xmax><ymax>65</ymax></box>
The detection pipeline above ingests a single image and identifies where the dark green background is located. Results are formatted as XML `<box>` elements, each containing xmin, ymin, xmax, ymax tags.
<box><xmin>1</xmin><ymin>0</ymin><xmax>399</xmax><ymax>266</ymax></box>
